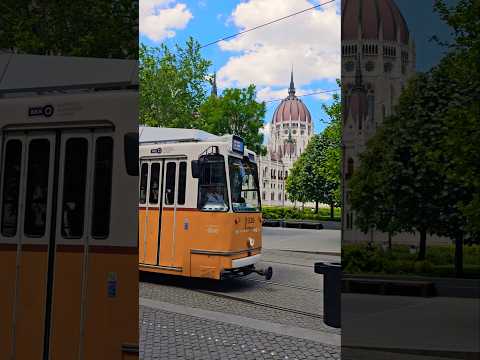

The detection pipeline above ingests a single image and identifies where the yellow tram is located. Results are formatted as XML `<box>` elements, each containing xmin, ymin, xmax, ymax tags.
<box><xmin>0</xmin><ymin>55</ymin><xmax>139</xmax><ymax>359</ymax></box>
<box><xmin>139</xmin><ymin>126</ymin><xmax>272</xmax><ymax>280</ymax></box>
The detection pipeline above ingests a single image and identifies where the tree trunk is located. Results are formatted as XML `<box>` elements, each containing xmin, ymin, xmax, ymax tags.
<box><xmin>418</xmin><ymin>230</ymin><xmax>427</xmax><ymax>260</ymax></box>
<box><xmin>388</xmin><ymin>232</ymin><xmax>392</xmax><ymax>250</ymax></box>
<box><xmin>455</xmin><ymin>232</ymin><xmax>464</xmax><ymax>278</ymax></box>
<box><xmin>315</xmin><ymin>201</ymin><xmax>319</xmax><ymax>214</ymax></box>
<box><xmin>330</xmin><ymin>203</ymin><xmax>334</xmax><ymax>220</ymax></box>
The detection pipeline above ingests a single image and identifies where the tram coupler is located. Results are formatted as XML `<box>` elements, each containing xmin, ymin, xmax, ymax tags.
<box><xmin>252</xmin><ymin>266</ymin><xmax>273</xmax><ymax>280</ymax></box>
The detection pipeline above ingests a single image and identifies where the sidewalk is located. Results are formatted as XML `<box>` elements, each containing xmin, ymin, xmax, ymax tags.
<box><xmin>140</xmin><ymin>299</ymin><xmax>340</xmax><ymax>360</ymax></box>
<box><xmin>262</xmin><ymin>227</ymin><xmax>341</xmax><ymax>255</ymax></box>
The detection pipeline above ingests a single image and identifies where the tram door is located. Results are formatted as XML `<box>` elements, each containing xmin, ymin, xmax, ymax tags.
<box><xmin>158</xmin><ymin>159</ymin><xmax>187</xmax><ymax>269</ymax></box>
<box><xmin>138</xmin><ymin>160</ymin><xmax>163</xmax><ymax>265</ymax></box>
<box><xmin>0</xmin><ymin>128</ymin><xmax>112</xmax><ymax>359</ymax></box>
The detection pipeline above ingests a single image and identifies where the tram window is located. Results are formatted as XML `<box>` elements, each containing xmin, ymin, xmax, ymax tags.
<box><xmin>149</xmin><ymin>163</ymin><xmax>160</xmax><ymax>204</ymax></box>
<box><xmin>139</xmin><ymin>163</ymin><xmax>148</xmax><ymax>204</ymax></box>
<box><xmin>165</xmin><ymin>162</ymin><xmax>176</xmax><ymax>205</ymax></box>
<box><xmin>91</xmin><ymin>137</ymin><xmax>113</xmax><ymax>239</ymax></box>
<box><xmin>24</xmin><ymin>139</ymin><xmax>50</xmax><ymax>237</ymax></box>
<box><xmin>177</xmin><ymin>162</ymin><xmax>187</xmax><ymax>205</ymax></box>
<box><xmin>1</xmin><ymin>140</ymin><xmax>22</xmax><ymax>237</ymax></box>
<box><xmin>61</xmin><ymin>138</ymin><xmax>88</xmax><ymax>239</ymax></box>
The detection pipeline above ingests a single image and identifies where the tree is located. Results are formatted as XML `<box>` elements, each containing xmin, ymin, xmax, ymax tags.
<box><xmin>139</xmin><ymin>38</ymin><xmax>211</xmax><ymax>128</ymax></box>
<box><xmin>0</xmin><ymin>0</ymin><xmax>138</xmax><ymax>58</ymax></box>
<box><xmin>319</xmin><ymin>91</ymin><xmax>342</xmax><ymax>214</ymax></box>
<box><xmin>285</xmin><ymin>157</ymin><xmax>309</xmax><ymax>206</ymax></box>
<box><xmin>198</xmin><ymin>85</ymin><xmax>267</xmax><ymax>155</ymax></box>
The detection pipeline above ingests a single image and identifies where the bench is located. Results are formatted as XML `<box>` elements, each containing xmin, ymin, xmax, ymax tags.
<box><xmin>283</xmin><ymin>219</ymin><xmax>324</xmax><ymax>230</ymax></box>
<box><xmin>342</xmin><ymin>277</ymin><xmax>435</xmax><ymax>297</ymax></box>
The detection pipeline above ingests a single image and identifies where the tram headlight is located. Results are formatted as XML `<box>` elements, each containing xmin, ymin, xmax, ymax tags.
<box><xmin>248</xmin><ymin>237</ymin><xmax>255</xmax><ymax>248</ymax></box>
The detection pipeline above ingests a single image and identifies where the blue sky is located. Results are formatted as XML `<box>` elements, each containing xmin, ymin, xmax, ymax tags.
<box><xmin>139</xmin><ymin>0</ymin><xmax>341</xmax><ymax>140</ymax></box>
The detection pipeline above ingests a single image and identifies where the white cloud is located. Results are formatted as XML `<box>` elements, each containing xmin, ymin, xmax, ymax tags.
<box><xmin>217</xmin><ymin>0</ymin><xmax>340</xmax><ymax>89</ymax></box>
<box><xmin>260</xmin><ymin>122</ymin><xmax>272</xmax><ymax>144</ymax></box>
<box><xmin>140</xmin><ymin>0</ymin><xmax>193</xmax><ymax>42</ymax></box>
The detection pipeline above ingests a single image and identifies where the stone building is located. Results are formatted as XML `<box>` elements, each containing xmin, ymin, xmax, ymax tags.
<box><xmin>258</xmin><ymin>71</ymin><xmax>314</xmax><ymax>206</ymax></box>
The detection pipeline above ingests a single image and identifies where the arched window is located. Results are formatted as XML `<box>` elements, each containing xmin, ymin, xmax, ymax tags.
<box><xmin>262</xmin><ymin>192</ymin><xmax>266</xmax><ymax>200</ymax></box>
<box><xmin>271</xmin><ymin>193</ymin><xmax>274</xmax><ymax>201</ymax></box>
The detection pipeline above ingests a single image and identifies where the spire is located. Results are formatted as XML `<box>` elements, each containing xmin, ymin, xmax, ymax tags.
<box><xmin>210</xmin><ymin>72</ymin><xmax>217</xmax><ymax>97</ymax></box>
<box><xmin>288</xmin><ymin>67</ymin><xmax>295</xmax><ymax>98</ymax></box>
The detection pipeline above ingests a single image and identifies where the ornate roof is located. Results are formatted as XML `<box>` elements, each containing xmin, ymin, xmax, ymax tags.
<box><xmin>272</xmin><ymin>71</ymin><xmax>312</xmax><ymax>124</ymax></box>
<box><xmin>342</xmin><ymin>0</ymin><xmax>409</xmax><ymax>45</ymax></box>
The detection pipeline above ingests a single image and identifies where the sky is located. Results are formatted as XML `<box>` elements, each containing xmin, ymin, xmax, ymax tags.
<box><xmin>139</xmin><ymin>0</ymin><xmax>341</xmax><ymax>142</ymax></box>
<box><xmin>396</xmin><ymin>0</ymin><xmax>456</xmax><ymax>72</ymax></box>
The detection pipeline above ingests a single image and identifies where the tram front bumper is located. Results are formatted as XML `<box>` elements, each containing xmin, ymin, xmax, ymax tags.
<box><xmin>231</xmin><ymin>254</ymin><xmax>262</xmax><ymax>268</ymax></box>
<box><xmin>224</xmin><ymin>254</ymin><xmax>273</xmax><ymax>280</ymax></box>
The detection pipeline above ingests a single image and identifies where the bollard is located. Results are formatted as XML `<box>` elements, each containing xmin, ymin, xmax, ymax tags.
<box><xmin>314</xmin><ymin>262</ymin><xmax>341</xmax><ymax>328</ymax></box>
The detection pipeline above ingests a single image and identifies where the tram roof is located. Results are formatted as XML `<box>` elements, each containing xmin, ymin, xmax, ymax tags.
<box><xmin>0</xmin><ymin>54</ymin><xmax>138</xmax><ymax>94</ymax></box>
<box><xmin>139</xmin><ymin>126</ymin><xmax>221</xmax><ymax>144</ymax></box>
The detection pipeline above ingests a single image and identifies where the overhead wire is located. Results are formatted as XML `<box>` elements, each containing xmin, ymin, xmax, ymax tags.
<box><xmin>199</xmin><ymin>0</ymin><xmax>337</xmax><ymax>49</ymax></box>
<box><xmin>263</xmin><ymin>88</ymin><xmax>339</xmax><ymax>103</ymax></box>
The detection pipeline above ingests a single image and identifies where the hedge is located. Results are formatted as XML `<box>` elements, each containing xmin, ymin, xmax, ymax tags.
<box><xmin>261</xmin><ymin>206</ymin><xmax>341</xmax><ymax>221</ymax></box>
<box><xmin>343</xmin><ymin>243</ymin><xmax>480</xmax><ymax>277</ymax></box>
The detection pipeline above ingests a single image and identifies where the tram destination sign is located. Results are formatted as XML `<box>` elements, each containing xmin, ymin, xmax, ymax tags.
<box><xmin>150</xmin><ymin>148</ymin><xmax>162</xmax><ymax>154</ymax></box>
<box><xmin>232</xmin><ymin>135</ymin><xmax>244</xmax><ymax>154</ymax></box>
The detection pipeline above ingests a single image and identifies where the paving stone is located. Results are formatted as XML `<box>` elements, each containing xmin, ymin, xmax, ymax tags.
<box><xmin>140</xmin><ymin>305</ymin><xmax>340</xmax><ymax>360</ymax></box>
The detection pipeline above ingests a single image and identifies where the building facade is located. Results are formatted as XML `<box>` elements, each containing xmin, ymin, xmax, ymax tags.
<box><xmin>258</xmin><ymin>72</ymin><xmax>313</xmax><ymax>206</ymax></box>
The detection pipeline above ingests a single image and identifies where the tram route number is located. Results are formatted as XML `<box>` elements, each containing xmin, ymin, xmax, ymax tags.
<box><xmin>245</xmin><ymin>217</ymin><xmax>256</xmax><ymax>231</ymax></box>
<box><xmin>107</xmin><ymin>272</ymin><xmax>117</xmax><ymax>298</ymax></box>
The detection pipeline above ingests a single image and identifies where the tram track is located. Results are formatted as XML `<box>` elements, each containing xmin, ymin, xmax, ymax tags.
<box><xmin>193</xmin><ymin>288</ymin><xmax>323</xmax><ymax>319</ymax></box>
<box><xmin>243</xmin><ymin>277</ymin><xmax>322</xmax><ymax>293</ymax></box>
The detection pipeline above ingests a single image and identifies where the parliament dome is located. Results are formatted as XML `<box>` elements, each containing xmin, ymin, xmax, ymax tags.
<box><xmin>272</xmin><ymin>72</ymin><xmax>311</xmax><ymax>124</ymax></box>
<box><xmin>342</xmin><ymin>0</ymin><xmax>409</xmax><ymax>45</ymax></box>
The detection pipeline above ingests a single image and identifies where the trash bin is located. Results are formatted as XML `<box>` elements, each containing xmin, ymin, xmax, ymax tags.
<box><xmin>314</xmin><ymin>262</ymin><xmax>341</xmax><ymax>328</ymax></box>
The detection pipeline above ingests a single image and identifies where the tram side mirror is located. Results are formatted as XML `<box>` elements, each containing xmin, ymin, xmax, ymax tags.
<box><xmin>124</xmin><ymin>132</ymin><xmax>139</xmax><ymax>176</ymax></box>
<box><xmin>191</xmin><ymin>160</ymin><xmax>200</xmax><ymax>178</ymax></box>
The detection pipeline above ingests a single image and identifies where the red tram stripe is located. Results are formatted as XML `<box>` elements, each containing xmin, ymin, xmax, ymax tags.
<box><xmin>21</xmin><ymin>244</ymin><xmax>48</xmax><ymax>252</ymax></box>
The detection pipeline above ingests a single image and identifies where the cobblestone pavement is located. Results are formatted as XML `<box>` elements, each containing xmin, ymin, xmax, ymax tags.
<box><xmin>140</xmin><ymin>306</ymin><xmax>340</xmax><ymax>360</ymax></box>
<box><xmin>140</xmin><ymin>247</ymin><xmax>341</xmax><ymax>359</ymax></box>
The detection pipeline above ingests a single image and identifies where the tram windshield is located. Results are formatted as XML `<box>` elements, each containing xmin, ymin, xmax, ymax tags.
<box><xmin>198</xmin><ymin>155</ymin><xmax>229</xmax><ymax>211</ymax></box>
<box><xmin>228</xmin><ymin>157</ymin><xmax>260</xmax><ymax>212</ymax></box>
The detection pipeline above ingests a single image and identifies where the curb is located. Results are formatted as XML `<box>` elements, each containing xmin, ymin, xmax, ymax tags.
<box><xmin>271</xmin><ymin>249</ymin><xmax>341</xmax><ymax>256</ymax></box>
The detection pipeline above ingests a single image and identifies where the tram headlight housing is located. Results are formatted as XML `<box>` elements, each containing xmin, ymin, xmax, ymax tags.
<box><xmin>248</xmin><ymin>237</ymin><xmax>255</xmax><ymax>248</ymax></box>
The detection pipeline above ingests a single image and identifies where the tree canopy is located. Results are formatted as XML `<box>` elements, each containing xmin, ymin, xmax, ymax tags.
<box><xmin>0</xmin><ymin>0</ymin><xmax>138</xmax><ymax>58</ymax></box>
<box><xmin>198</xmin><ymin>86</ymin><xmax>266</xmax><ymax>155</ymax></box>
<box><xmin>139</xmin><ymin>38</ymin><xmax>211</xmax><ymax>128</ymax></box>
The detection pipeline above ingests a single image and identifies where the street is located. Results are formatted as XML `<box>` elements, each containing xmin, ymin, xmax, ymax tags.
<box><xmin>139</xmin><ymin>227</ymin><xmax>341</xmax><ymax>359</ymax></box>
